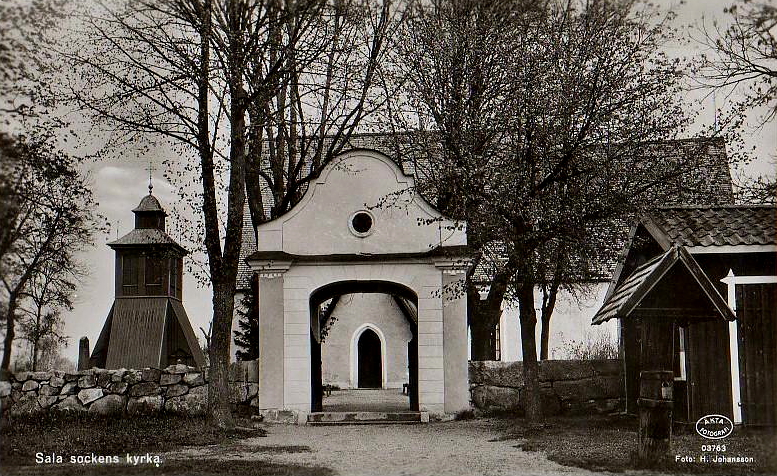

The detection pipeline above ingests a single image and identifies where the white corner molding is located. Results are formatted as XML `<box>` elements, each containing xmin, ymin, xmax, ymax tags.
<box><xmin>433</xmin><ymin>258</ymin><xmax>471</xmax><ymax>275</ymax></box>
<box><xmin>249</xmin><ymin>260</ymin><xmax>293</xmax><ymax>278</ymax></box>
<box><xmin>721</xmin><ymin>269</ymin><xmax>742</xmax><ymax>424</ymax></box>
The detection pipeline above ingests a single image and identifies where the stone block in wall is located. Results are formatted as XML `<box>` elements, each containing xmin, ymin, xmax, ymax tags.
<box><xmin>593</xmin><ymin>375</ymin><xmax>624</xmax><ymax>398</ymax></box>
<box><xmin>78</xmin><ymin>375</ymin><xmax>96</xmax><ymax>389</ymax></box>
<box><xmin>553</xmin><ymin>376</ymin><xmax>623</xmax><ymax>403</ymax></box>
<box><xmin>141</xmin><ymin>368</ymin><xmax>161</xmax><ymax>383</ymax></box>
<box><xmin>96</xmin><ymin>371</ymin><xmax>111</xmax><ymax>388</ymax></box>
<box><xmin>165</xmin><ymin>364</ymin><xmax>195</xmax><ymax>374</ymax></box>
<box><xmin>78</xmin><ymin>388</ymin><xmax>104</xmax><ymax>405</ymax></box>
<box><xmin>10</xmin><ymin>394</ymin><xmax>41</xmax><ymax>416</ymax></box>
<box><xmin>165</xmin><ymin>386</ymin><xmax>206</xmax><ymax>416</ymax></box>
<box><xmin>22</xmin><ymin>380</ymin><xmax>39</xmax><ymax>392</ymax></box>
<box><xmin>563</xmin><ymin>398</ymin><xmax>623</xmax><ymax>416</ymax></box>
<box><xmin>15</xmin><ymin>372</ymin><xmax>32</xmax><ymax>382</ymax></box>
<box><xmin>166</xmin><ymin>384</ymin><xmax>188</xmax><ymax>398</ymax></box>
<box><xmin>39</xmin><ymin>385</ymin><xmax>58</xmax><ymax>396</ymax></box>
<box><xmin>49</xmin><ymin>376</ymin><xmax>65</xmax><ymax>388</ymax></box>
<box><xmin>60</xmin><ymin>381</ymin><xmax>78</xmax><ymax>395</ymax></box>
<box><xmin>591</xmin><ymin>359</ymin><xmax>622</xmax><ymax>376</ymax></box>
<box><xmin>32</xmin><ymin>371</ymin><xmax>50</xmax><ymax>381</ymax></box>
<box><xmin>88</xmin><ymin>395</ymin><xmax>126</xmax><ymax>416</ymax></box>
<box><xmin>469</xmin><ymin>361</ymin><xmax>524</xmax><ymax>388</ymax></box>
<box><xmin>127</xmin><ymin>396</ymin><xmax>163</xmax><ymax>415</ymax></box>
<box><xmin>183</xmin><ymin>372</ymin><xmax>204</xmax><ymax>386</ymax></box>
<box><xmin>539</xmin><ymin>360</ymin><xmax>594</xmax><ymax>382</ymax></box>
<box><xmin>471</xmin><ymin>385</ymin><xmax>521</xmax><ymax>412</ymax></box>
<box><xmin>64</xmin><ymin>373</ymin><xmax>79</xmax><ymax>382</ymax></box>
<box><xmin>38</xmin><ymin>395</ymin><xmax>57</xmax><ymax>409</ymax></box>
<box><xmin>54</xmin><ymin>395</ymin><xmax>87</xmax><ymax>413</ymax></box>
<box><xmin>124</xmin><ymin>370</ymin><xmax>142</xmax><ymax>385</ymax></box>
<box><xmin>129</xmin><ymin>382</ymin><xmax>162</xmax><ymax>397</ymax></box>
<box><xmin>160</xmin><ymin>374</ymin><xmax>182</xmax><ymax>386</ymax></box>
<box><xmin>108</xmin><ymin>382</ymin><xmax>128</xmax><ymax>395</ymax></box>
<box><xmin>0</xmin><ymin>381</ymin><xmax>11</xmax><ymax>398</ymax></box>
<box><xmin>111</xmin><ymin>370</ymin><xmax>126</xmax><ymax>382</ymax></box>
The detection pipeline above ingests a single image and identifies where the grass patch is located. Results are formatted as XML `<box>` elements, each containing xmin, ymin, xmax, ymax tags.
<box><xmin>497</xmin><ymin>414</ymin><xmax>777</xmax><ymax>475</ymax></box>
<box><xmin>0</xmin><ymin>414</ymin><xmax>332</xmax><ymax>476</ymax></box>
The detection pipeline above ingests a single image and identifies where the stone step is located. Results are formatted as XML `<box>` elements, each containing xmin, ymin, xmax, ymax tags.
<box><xmin>307</xmin><ymin>411</ymin><xmax>427</xmax><ymax>425</ymax></box>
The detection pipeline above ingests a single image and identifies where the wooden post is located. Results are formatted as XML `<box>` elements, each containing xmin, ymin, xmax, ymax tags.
<box><xmin>638</xmin><ymin>370</ymin><xmax>674</xmax><ymax>462</ymax></box>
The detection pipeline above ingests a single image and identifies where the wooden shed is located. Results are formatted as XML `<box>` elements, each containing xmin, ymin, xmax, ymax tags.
<box><xmin>594</xmin><ymin>205</ymin><xmax>777</xmax><ymax>426</ymax></box>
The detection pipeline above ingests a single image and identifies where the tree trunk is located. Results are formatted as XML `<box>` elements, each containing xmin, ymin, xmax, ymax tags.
<box><xmin>1</xmin><ymin>293</ymin><xmax>18</xmax><ymax>370</ymax></box>
<box><xmin>518</xmin><ymin>279</ymin><xmax>543</xmax><ymax>424</ymax></box>
<box><xmin>470</xmin><ymin>318</ymin><xmax>496</xmax><ymax>361</ymax></box>
<box><xmin>207</xmin><ymin>280</ymin><xmax>236</xmax><ymax>429</ymax></box>
<box><xmin>539</xmin><ymin>280</ymin><xmax>559</xmax><ymax>360</ymax></box>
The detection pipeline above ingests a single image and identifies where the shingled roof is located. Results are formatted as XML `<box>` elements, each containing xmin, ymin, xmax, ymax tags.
<box><xmin>646</xmin><ymin>205</ymin><xmax>776</xmax><ymax>248</ymax></box>
<box><xmin>592</xmin><ymin>245</ymin><xmax>736</xmax><ymax>325</ymax></box>
<box><xmin>108</xmin><ymin>228</ymin><xmax>187</xmax><ymax>254</ymax></box>
<box><xmin>237</xmin><ymin>134</ymin><xmax>734</xmax><ymax>289</ymax></box>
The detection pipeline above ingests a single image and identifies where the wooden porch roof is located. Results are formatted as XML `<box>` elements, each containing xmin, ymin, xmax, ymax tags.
<box><xmin>592</xmin><ymin>245</ymin><xmax>736</xmax><ymax>325</ymax></box>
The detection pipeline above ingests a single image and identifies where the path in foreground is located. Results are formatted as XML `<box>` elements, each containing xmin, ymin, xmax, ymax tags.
<box><xmin>171</xmin><ymin>419</ymin><xmax>600</xmax><ymax>476</ymax></box>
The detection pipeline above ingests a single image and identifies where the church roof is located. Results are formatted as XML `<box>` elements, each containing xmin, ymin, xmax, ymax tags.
<box><xmin>132</xmin><ymin>193</ymin><xmax>167</xmax><ymax>214</ymax></box>
<box><xmin>108</xmin><ymin>228</ymin><xmax>187</xmax><ymax>254</ymax></box>
<box><xmin>646</xmin><ymin>205</ymin><xmax>776</xmax><ymax>248</ymax></box>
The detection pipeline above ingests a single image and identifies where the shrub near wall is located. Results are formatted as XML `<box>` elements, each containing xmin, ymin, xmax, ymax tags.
<box><xmin>469</xmin><ymin>359</ymin><xmax>624</xmax><ymax>416</ymax></box>
<box><xmin>0</xmin><ymin>361</ymin><xmax>260</xmax><ymax>418</ymax></box>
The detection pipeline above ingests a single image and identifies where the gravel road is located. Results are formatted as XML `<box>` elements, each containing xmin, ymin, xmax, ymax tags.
<box><xmin>172</xmin><ymin>419</ymin><xmax>604</xmax><ymax>476</ymax></box>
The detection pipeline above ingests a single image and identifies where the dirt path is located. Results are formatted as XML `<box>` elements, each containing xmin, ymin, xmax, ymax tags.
<box><xmin>170</xmin><ymin>419</ymin><xmax>604</xmax><ymax>476</ymax></box>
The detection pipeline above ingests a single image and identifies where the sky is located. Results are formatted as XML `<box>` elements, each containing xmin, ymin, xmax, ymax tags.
<box><xmin>27</xmin><ymin>0</ymin><xmax>775</xmax><ymax>366</ymax></box>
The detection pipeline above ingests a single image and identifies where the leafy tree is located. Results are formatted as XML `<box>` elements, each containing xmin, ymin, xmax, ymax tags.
<box><xmin>233</xmin><ymin>275</ymin><xmax>258</xmax><ymax>361</ymax></box>
<box><xmin>392</xmin><ymin>0</ymin><xmax>708</xmax><ymax>423</ymax></box>
<box><xmin>0</xmin><ymin>131</ymin><xmax>104</xmax><ymax>371</ymax></box>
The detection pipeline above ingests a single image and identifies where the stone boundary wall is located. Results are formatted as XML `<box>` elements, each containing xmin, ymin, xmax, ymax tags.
<box><xmin>469</xmin><ymin>359</ymin><xmax>624</xmax><ymax>416</ymax></box>
<box><xmin>0</xmin><ymin>361</ymin><xmax>260</xmax><ymax>418</ymax></box>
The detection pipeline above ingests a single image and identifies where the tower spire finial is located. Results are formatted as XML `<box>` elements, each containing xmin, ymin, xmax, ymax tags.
<box><xmin>145</xmin><ymin>160</ymin><xmax>157</xmax><ymax>195</ymax></box>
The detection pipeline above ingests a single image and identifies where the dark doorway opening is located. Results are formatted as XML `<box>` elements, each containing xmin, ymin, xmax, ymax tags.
<box><xmin>358</xmin><ymin>329</ymin><xmax>382</xmax><ymax>388</ymax></box>
<box><xmin>310</xmin><ymin>280</ymin><xmax>419</xmax><ymax>412</ymax></box>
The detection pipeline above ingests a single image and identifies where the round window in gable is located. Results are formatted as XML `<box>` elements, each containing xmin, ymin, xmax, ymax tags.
<box><xmin>349</xmin><ymin>210</ymin><xmax>374</xmax><ymax>237</ymax></box>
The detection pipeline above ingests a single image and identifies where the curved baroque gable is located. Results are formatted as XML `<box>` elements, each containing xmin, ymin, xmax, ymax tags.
<box><xmin>254</xmin><ymin>149</ymin><xmax>466</xmax><ymax>255</ymax></box>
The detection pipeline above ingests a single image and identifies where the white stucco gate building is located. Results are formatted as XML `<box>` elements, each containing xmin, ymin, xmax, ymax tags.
<box><xmin>246</xmin><ymin>149</ymin><xmax>470</xmax><ymax>417</ymax></box>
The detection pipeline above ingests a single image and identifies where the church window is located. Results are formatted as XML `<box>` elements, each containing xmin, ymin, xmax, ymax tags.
<box><xmin>145</xmin><ymin>256</ymin><xmax>164</xmax><ymax>291</ymax></box>
<box><xmin>122</xmin><ymin>255</ymin><xmax>138</xmax><ymax>295</ymax></box>
<box><xmin>349</xmin><ymin>210</ymin><xmax>374</xmax><ymax>237</ymax></box>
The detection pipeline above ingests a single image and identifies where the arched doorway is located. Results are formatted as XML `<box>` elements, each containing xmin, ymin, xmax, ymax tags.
<box><xmin>309</xmin><ymin>280</ymin><xmax>419</xmax><ymax>412</ymax></box>
<box><xmin>357</xmin><ymin>329</ymin><xmax>382</xmax><ymax>388</ymax></box>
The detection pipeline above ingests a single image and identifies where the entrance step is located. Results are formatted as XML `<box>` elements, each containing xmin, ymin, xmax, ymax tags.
<box><xmin>307</xmin><ymin>411</ymin><xmax>427</xmax><ymax>425</ymax></box>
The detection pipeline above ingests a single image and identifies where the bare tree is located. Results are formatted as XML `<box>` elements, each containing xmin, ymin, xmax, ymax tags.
<box><xmin>245</xmin><ymin>0</ymin><xmax>401</xmax><ymax>225</ymax></box>
<box><xmin>0</xmin><ymin>131</ymin><xmax>104</xmax><ymax>371</ymax></box>
<box><xmin>16</xmin><ymin>259</ymin><xmax>78</xmax><ymax>371</ymax></box>
<box><xmin>61</xmin><ymin>0</ymin><xmax>331</xmax><ymax>429</ymax></box>
<box><xmin>393</xmin><ymin>0</ymin><xmax>707</xmax><ymax>423</ymax></box>
<box><xmin>697</xmin><ymin>0</ymin><xmax>777</xmax><ymax>125</ymax></box>
<box><xmin>695</xmin><ymin>1</ymin><xmax>776</xmax><ymax>203</ymax></box>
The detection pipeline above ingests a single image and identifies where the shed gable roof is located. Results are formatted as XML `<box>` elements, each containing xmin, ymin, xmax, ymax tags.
<box><xmin>592</xmin><ymin>245</ymin><xmax>736</xmax><ymax>325</ymax></box>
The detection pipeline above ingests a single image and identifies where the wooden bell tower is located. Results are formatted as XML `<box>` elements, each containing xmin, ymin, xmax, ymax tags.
<box><xmin>90</xmin><ymin>184</ymin><xmax>205</xmax><ymax>369</ymax></box>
